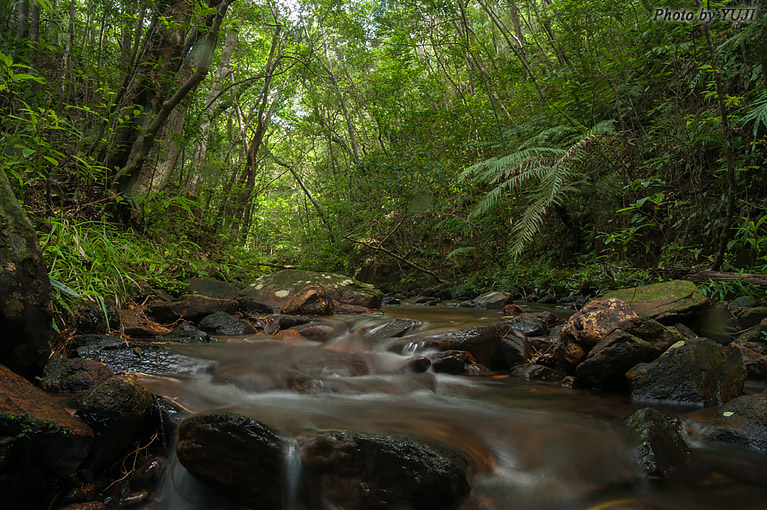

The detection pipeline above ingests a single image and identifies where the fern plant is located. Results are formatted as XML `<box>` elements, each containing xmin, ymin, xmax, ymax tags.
<box><xmin>462</xmin><ymin>120</ymin><xmax>618</xmax><ymax>257</ymax></box>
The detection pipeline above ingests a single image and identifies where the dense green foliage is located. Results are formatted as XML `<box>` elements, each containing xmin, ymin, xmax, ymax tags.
<box><xmin>2</xmin><ymin>0</ymin><xmax>767</xmax><ymax>321</ymax></box>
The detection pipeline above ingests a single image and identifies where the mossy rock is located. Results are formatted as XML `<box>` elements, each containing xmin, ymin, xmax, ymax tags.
<box><xmin>0</xmin><ymin>365</ymin><xmax>93</xmax><ymax>478</ymax></box>
<box><xmin>0</xmin><ymin>169</ymin><xmax>52</xmax><ymax>377</ymax></box>
<box><xmin>601</xmin><ymin>280</ymin><xmax>709</xmax><ymax>324</ymax></box>
<box><xmin>240</xmin><ymin>270</ymin><xmax>383</xmax><ymax>313</ymax></box>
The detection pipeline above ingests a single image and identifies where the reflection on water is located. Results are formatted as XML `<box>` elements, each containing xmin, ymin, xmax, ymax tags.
<box><xmin>140</xmin><ymin>305</ymin><xmax>767</xmax><ymax>510</ymax></box>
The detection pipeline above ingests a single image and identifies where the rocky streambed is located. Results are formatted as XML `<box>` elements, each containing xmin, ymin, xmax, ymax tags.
<box><xmin>3</xmin><ymin>272</ymin><xmax>767</xmax><ymax>509</ymax></box>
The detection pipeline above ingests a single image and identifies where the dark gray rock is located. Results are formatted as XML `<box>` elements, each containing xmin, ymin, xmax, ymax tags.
<box><xmin>199</xmin><ymin>312</ymin><xmax>256</xmax><ymax>336</ymax></box>
<box><xmin>430</xmin><ymin>350</ymin><xmax>474</xmax><ymax>374</ymax></box>
<box><xmin>161</xmin><ymin>321</ymin><xmax>213</xmax><ymax>343</ymax></box>
<box><xmin>41</xmin><ymin>354</ymin><xmax>113</xmax><ymax>392</ymax></box>
<box><xmin>77</xmin><ymin>375</ymin><xmax>155</xmax><ymax>470</ymax></box>
<box><xmin>737</xmin><ymin>306</ymin><xmax>767</xmax><ymax>330</ymax></box>
<box><xmin>299</xmin><ymin>430</ymin><xmax>471</xmax><ymax>510</ymax></box>
<box><xmin>177</xmin><ymin>413</ymin><xmax>284</xmax><ymax>509</ymax></box>
<box><xmin>75</xmin><ymin>336</ymin><xmax>215</xmax><ymax>376</ymax></box>
<box><xmin>504</xmin><ymin>314</ymin><xmax>549</xmax><ymax>336</ymax></box>
<box><xmin>626</xmin><ymin>338</ymin><xmax>746</xmax><ymax>406</ymax></box>
<box><xmin>729</xmin><ymin>295</ymin><xmax>758</xmax><ymax>308</ymax></box>
<box><xmin>264</xmin><ymin>314</ymin><xmax>312</xmax><ymax>334</ymax></box>
<box><xmin>625</xmin><ymin>408</ymin><xmax>691</xmax><ymax>479</ymax></box>
<box><xmin>694</xmin><ymin>393</ymin><xmax>767</xmax><ymax>452</ymax></box>
<box><xmin>575</xmin><ymin>330</ymin><xmax>663</xmax><ymax>389</ymax></box>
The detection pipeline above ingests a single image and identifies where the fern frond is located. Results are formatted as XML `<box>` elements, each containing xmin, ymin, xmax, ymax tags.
<box><xmin>738</xmin><ymin>90</ymin><xmax>767</xmax><ymax>144</ymax></box>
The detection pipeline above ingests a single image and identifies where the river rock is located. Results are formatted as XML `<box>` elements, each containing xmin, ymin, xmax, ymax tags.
<box><xmin>264</xmin><ymin>314</ymin><xmax>313</xmax><ymax>334</ymax></box>
<box><xmin>299</xmin><ymin>430</ymin><xmax>471</xmax><ymax>510</ymax></box>
<box><xmin>626</xmin><ymin>338</ymin><xmax>745</xmax><ymax>406</ymax></box>
<box><xmin>625</xmin><ymin>408</ymin><xmax>691</xmax><ymax>479</ymax></box>
<box><xmin>41</xmin><ymin>354</ymin><xmax>113</xmax><ymax>392</ymax></box>
<box><xmin>430</xmin><ymin>350</ymin><xmax>475</xmax><ymax>374</ymax></box>
<box><xmin>472</xmin><ymin>291</ymin><xmax>512</xmax><ymax>309</ymax></box>
<box><xmin>0</xmin><ymin>168</ymin><xmax>52</xmax><ymax>377</ymax></box>
<box><xmin>601</xmin><ymin>280</ymin><xmax>709</xmax><ymax>324</ymax></box>
<box><xmin>73</xmin><ymin>304</ymin><xmax>120</xmax><ymax>334</ymax></box>
<box><xmin>74</xmin><ymin>336</ymin><xmax>215</xmax><ymax>376</ymax></box>
<box><xmin>692</xmin><ymin>393</ymin><xmax>767</xmax><ymax>452</ymax></box>
<box><xmin>511</xmin><ymin>364</ymin><xmax>565</xmax><ymax>382</ymax></box>
<box><xmin>280</xmin><ymin>285</ymin><xmax>335</xmax><ymax>315</ymax></box>
<box><xmin>288</xmin><ymin>322</ymin><xmax>346</xmax><ymax>342</ymax></box>
<box><xmin>0</xmin><ymin>365</ymin><xmax>93</xmax><ymax>477</ymax></box>
<box><xmin>147</xmin><ymin>294</ymin><xmax>239</xmax><ymax>323</ymax></box>
<box><xmin>398</xmin><ymin>356</ymin><xmax>431</xmax><ymax>373</ymax></box>
<box><xmin>736</xmin><ymin>306</ymin><xmax>767</xmax><ymax>330</ymax></box>
<box><xmin>358</xmin><ymin>318</ymin><xmax>423</xmax><ymax>338</ymax></box>
<box><xmin>199</xmin><ymin>311</ymin><xmax>256</xmax><ymax>335</ymax></box>
<box><xmin>240</xmin><ymin>270</ymin><xmax>383</xmax><ymax>312</ymax></box>
<box><xmin>491</xmin><ymin>333</ymin><xmax>528</xmax><ymax>369</ymax></box>
<box><xmin>77</xmin><ymin>375</ymin><xmax>155</xmax><ymax>470</ymax></box>
<box><xmin>184</xmin><ymin>277</ymin><xmax>240</xmax><ymax>300</ymax></box>
<box><xmin>554</xmin><ymin>298</ymin><xmax>638</xmax><ymax>370</ymax></box>
<box><xmin>388</xmin><ymin>324</ymin><xmax>506</xmax><ymax>366</ymax></box>
<box><xmin>575</xmin><ymin>318</ymin><xmax>684</xmax><ymax>389</ymax></box>
<box><xmin>176</xmin><ymin>413</ymin><xmax>286</xmax><ymax>508</ymax></box>
<box><xmin>160</xmin><ymin>321</ymin><xmax>213</xmax><ymax>343</ymax></box>
<box><xmin>504</xmin><ymin>313</ymin><xmax>549</xmax><ymax>336</ymax></box>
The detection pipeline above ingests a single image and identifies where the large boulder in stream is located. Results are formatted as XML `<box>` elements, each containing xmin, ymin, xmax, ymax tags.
<box><xmin>575</xmin><ymin>317</ymin><xmax>686</xmax><ymax>389</ymax></box>
<box><xmin>601</xmin><ymin>280</ymin><xmax>709</xmax><ymax>324</ymax></box>
<box><xmin>626</xmin><ymin>338</ymin><xmax>745</xmax><ymax>406</ymax></box>
<box><xmin>240</xmin><ymin>270</ymin><xmax>383</xmax><ymax>313</ymax></box>
<box><xmin>0</xmin><ymin>168</ymin><xmax>52</xmax><ymax>377</ymax></box>
<box><xmin>554</xmin><ymin>298</ymin><xmax>638</xmax><ymax>370</ymax></box>
<box><xmin>177</xmin><ymin>412</ymin><xmax>471</xmax><ymax>510</ymax></box>
<box><xmin>388</xmin><ymin>323</ymin><xmax>508</xmax><ymax>366</ymax></box>
<box><xmin>471</xmin><ymin>291</ymin><xmax>512</xmax><ymax>310</ymax></box>
<box><xmin>0</xmin><ymin>365</ymin><xmax>93</xmax><ymax>508</ymax></box>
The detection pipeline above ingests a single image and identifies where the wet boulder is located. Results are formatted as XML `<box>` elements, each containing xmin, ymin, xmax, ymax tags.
<box><xmin>288</xmin><ymin>321</ymin><xmax>347</xmax><ymax>343</ymax></box>
<box><xmin>160</xmin><ymin>321</ymin><xmax>213</xmax><ymax>343</ymax></box>
<box><xmin>504</xmin><ymin>313</ymin><xmax>549</xmax><ymax>337</ymax></box>
<box><xmin>626</xmin><ymin>338</ymin><xmax>745</xmax><ymax>406</ymax></box>
<box><xmin>41</xmin><ymin>354</ymin><xmax>113</xmax><ymax>392</ymax></box>
<box><xmin>388</xmin><ymin>324</ymin><xmax>507</xmax><ymax>366</ymax></box>
<box><xmin>0</xmin><ymin>168</ymin><xmax>52</xmax><ymax>377</ymax></box>
<box><xmin>299</xmin><ymin>430</ymin><xmax>471</xmax><ymax>510</ymax></box>
<box><xmin>625</xmin><ymin>408</ymin><xmax>691</xmax><ymax>479</ymax></box>
<box><xmin>692</xmin><ymin>393</ymin><xmax>767</xmax><ymax>452</ymax></box>
<box><xmin>601</xmin><ymin>280</ymin><xmax>709</xmax><ymax>324</ymax></box>
<box><xmin>472</xmin><ymin>291</ymin><xmax>512</xmax><ymax>310</ymax></box>
<box><xmin>177</xmin><ymin>413</ymin><xmax>284</xmax><ymax>508</ymax></box>
<box><xmin>280</xmin><ymin>285</ymin><xmax>335</xmax><ymax>315</ymax></box>
<box><xmin>264</xmin><ymin>314</ymin><xmax>313</xmax><ymax>334</ymax></box>
<box><xmin>554</xmin><ymin>298</ymin><xmax>638</xmax><ymax>370</ymax></box>
<box><xmin>491</xmin><ymin>333</ymin><xmax>528</xmax><ymax>370</ymax></box>
<box><xmin>147</xmin><ymin>294</ymin><xmax>239</xmax><ymax>324</ymax></box>
<box><xmin>240</xmin><ymin>270</ymin><xmax>383</xmax><ymax>312</ymax></box>
<box><xmin>74</xmin><ymin>336</ymin><xmax>215</xmax><ymax>376</ymax></box>
<box><xmin>0</xmin><ymin>365</ymin><xmax>93</xmax><ymax>477</ymax></box>
<box><xmin>77</xmin><ymin>375</ymin><xmax>155</xmax><ymax>470</ymax></box>
<box><xmin>198</xmin><ymin>312</ymin><xmax>256</xmax><ymax>336</ymax></box>
<box><xmin>574</xmin><ymin>318</ymin><xmax>684</xmax><ymax>390</ymax></box>
<box><xmin>397</xmin><ymin>356</ymin><xmax>431</xmax><ymax>373</ymax></box>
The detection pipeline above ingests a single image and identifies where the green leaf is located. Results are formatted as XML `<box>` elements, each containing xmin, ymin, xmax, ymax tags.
<box><xmin>49</xmin><ymin>277</ymin><xmax>81</xmax><ymax>298</ymax></box>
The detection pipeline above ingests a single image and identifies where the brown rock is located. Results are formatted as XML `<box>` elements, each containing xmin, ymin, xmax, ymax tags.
<box><xmin>561</xmin><ymin>298</ymin><xmax>639</xmax><ymax>348</ymax></box>
<box><xmin>41</xmin><ymin>354</ymin><xmax>113</xmax><ymax>392</ymax></box>
<box><xmin>280</xmin><ymin>286</ymin><xmax>335</xmax><ymax>315</ymax></box>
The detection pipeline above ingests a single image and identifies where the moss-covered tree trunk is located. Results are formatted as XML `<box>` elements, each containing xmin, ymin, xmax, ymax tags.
<box><xmin>0</xmin><ymin>168</ymin><xmax>52</xmax><ymax>378</ymax></box>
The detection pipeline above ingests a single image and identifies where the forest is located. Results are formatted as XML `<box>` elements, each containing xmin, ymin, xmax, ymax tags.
<box><xmin>4</xmin><ymin>2</ymin><xmax>767</xmax><ymax>510</ymax></box>
<box><xmin>2</xmin><ymin>0</ymin><xmax>767</xmax><ymax>326</ymax></box>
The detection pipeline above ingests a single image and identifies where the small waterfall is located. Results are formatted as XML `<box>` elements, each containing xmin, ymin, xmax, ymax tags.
<box><xmin>282</xmin><ymin>438</ymin><xmax>302</xmax><ymax>510</ymax></box>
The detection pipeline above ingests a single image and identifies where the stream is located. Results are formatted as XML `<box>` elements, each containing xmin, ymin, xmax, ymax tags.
<box><xmin>135</xmin><ymin>305</ymin><xmax>767</xmax><ymax>510</ymax></box>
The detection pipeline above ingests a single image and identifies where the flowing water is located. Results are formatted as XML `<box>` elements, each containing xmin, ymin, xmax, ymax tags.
<box><xmin>139</xmin><ymin>305</ymin><xmax>767</xmax><ymax>510</ymax></box>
